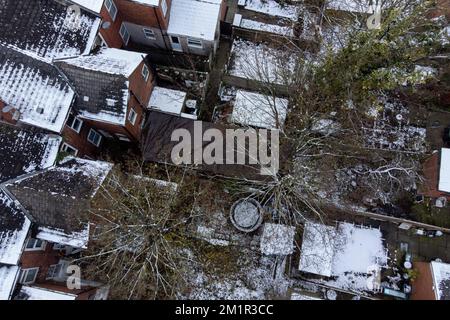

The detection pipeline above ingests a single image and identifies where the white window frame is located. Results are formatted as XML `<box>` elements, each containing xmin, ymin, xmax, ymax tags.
<box><xmin>66</xmin><ymin>115</ymin><xmax>83</xmax><ymax>133</ymax></box>
<box><xmin>187</xmin><ymin>38</ymin><xmax>203</xmax><ymax>48</ymax></box>
<box><xmin>128</xmin><ymin>108</ymin><xmax>138</xmax><ymax>125</ymax></box>
<box><xmin>141</xmin><ymin>64</ymin><xmax>150</xmax><ymax>81</ymax></box>
<box><xmin>46</xmin><ymin>263</ymin><xmax>63</xmax><ymax>280</ymax></box>
<box><xmin>105</xmin><ymin>0</ymin><xmax>118</xmax><ymax>21</ymax></box>
<box><xmin>143</xmin><ymin>28</ymin><xmax>156</xmax><ymax>40</ymax></box>
<box><xmin>19</xmin><ymin>268</ymin><xmax>39</xmax><ymax>284</ymax></box>
<box><xmin>24</xmin><ymin>238</ymin><xmax>46</xmax><ymax>251</ymax></box>
<box><xmin>87</xmin><ymin>129</ymin><xmax>102</xmax><ymax>147</ymax></box>
<box><xmin>161</xmin><ymin>0</ymin><xmax>168</xmax><ymax>17</ymax></box>
<box><xmin>119</xmin><ymin>23</ymin><xmax>130</xmax><ymax>45</ymax></box>
<box><xmin>61</xmin><ymin>143</ymin><xmax>79</xmax><ymax>156</ymax></box>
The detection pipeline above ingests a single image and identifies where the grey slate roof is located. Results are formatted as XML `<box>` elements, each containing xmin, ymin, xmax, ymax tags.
<box><xmin>0</xmin><ymin>123</ymin><xmax>62</xmax><ymax>183</ymax></box>
<box><xmin>0</xmin><ymin>44</ymin><xmax>75</xmax><ymax>132</ymax></box>
<box><xmin>55</xmin><ymin>60</ymin><xmax>129</xmax><ymax>125</ymax></box>
<box><xmin>0</xmin><ymin>0</ymin><xmax>101</xmax><ymax>61</ymax></box>
<box><xmin>6</xmin><ymin>158</ymin><xmax>112</xmax><ymax>236</ymax></box>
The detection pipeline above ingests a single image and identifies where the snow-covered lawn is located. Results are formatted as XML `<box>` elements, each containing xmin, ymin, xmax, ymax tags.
<box><xmin>227</xmin><ymin>39</ymin><xmax>296</xmax><ymax>85</ymax></box>
<box><xmin>243</xmin><ymin>0</ymin><xmax>299</xmax><ymax>20</ymax></box>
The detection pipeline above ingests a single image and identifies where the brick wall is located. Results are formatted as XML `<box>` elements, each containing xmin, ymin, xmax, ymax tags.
<box><xmin>20</xmin><ymin>242</ymin><xmax>62</xmax><ymax>283</ymax></box>
<box><xmin>99</xmin><ymin>4</ymin><xmax>125</xmax><ymax>48</ymax></box>
<box><xmin>420</xmin><ymin>152</ymin><xmax>450</xmax><ymax>200</ymax></box>
<box><xmin>115</xmin><ymin>0</ymin><xmax>171</xmax><ymax>29</ymax></box>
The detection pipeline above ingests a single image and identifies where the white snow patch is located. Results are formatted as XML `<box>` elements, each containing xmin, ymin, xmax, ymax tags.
<box><xmin>19</xmin><ymin>285</ymin><xmax>76</xmax><ymax>300</ymax></box>
<box><xmin>0</xmin><ymin>265</ymin><xmax>19</xmax><ymax>300</ymax></box>
<box><xmin>439</xmin><ymin>148</ymin><xmax>450</xmax><ymax>193</ymax></box>
<box><xmin>148</xmin><ymin>86</ymin><xmax>187</xmax><ymax>115</ymax></box>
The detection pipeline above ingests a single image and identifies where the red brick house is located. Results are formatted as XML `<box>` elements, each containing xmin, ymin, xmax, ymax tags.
<box><xmin>72</xmin><ymin>0</ymin><xmax>226</xmax><ymax>56</ymax></box>
<box><xmin>55</xmin><ymin>48</ymin><xmax>155</xmax><ymax>157</ymax></box>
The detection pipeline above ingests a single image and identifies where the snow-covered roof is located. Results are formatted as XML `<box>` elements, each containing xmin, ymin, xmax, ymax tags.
<box><xmin>228</xmin><ymin>39</ymin><xmax>296</xmax><ymax>85</ymax></box>
<box><xmin>0</xmin><ymin>45</ymin><xmax>74</xmax><ymax>133</ymax></box>
<box><xmin>129</xmin><ymin>0</ymin><xmax>160</xmax><ymax>6</ymax></box>
<box><xmin>148</xmin><ymin>86</ymin><xmax>187</xmax><ymax>115</ymax></box>
<box><xmin>260</xmin><ymin>223</ymin><xmax>295</xmax><ymax>255</ymax></box>
<box><xmin>431</xmin><ymin>261</ymin><xmax>450</xmax><ymax>300</ymax></box>
<box><xmin>0</xmin><ymin>190</ymin><xmax>31</xmax><ymax>265</ymax></box>
<box><xmin>231</xmin><ymin>89</ymin><xmax>288</xmax><ymax>129</ymax></box>
<box><xmin>299</xmin><ymin>222</ymin><xmax>388</xmax><ymax>292</ymax></box>
<box><xmin>243</xmin><ymin>0</ymin><xmax>299</xmax><ymax>20</ymax></box>
<box><xmin>326</xmin><ymin>0</ymin><xmax>370</xmax><ymax>13</ymax></box>
<box><xmin>439</xmin><ymin>148</ymin><xmax>450</xmax><ymax>193</ymax></box>
<box><xmin>0</xmin><ymin>265</ymin><xmax>19</xmax><ymax>300</ymax></box>
<box><xmin>70</xmin><ymin>0</ymin><xmax>105</xmax><ymax>13</ymax></box>
<box><xmin>6</xmin><ymin>158</ymin><xmax>113</xmax><ymax>249</ymax></box>
<box><xmin>57</xmin><ymin>48</ymin><xmax>146</xmax><ymax>78</ymax></box>
<box><xmin>168</xmin><ymin>0</ymin><xmax>221</xmax><ymax>41</ymax></box>
<box><xmin>0</xmin><ymin>0</ymin><xmax>101</xmax><ymax>61</ymax></box>
<box><xmin>56</xmin><ymin>49</ymin><xmax>143</xmax><ymax>125</ymax></box>
<box><xmin>0</xmin><ymin>123</ymin><xmax>61</xmax><ymax>183</ymax></box>
<box><xmin>18</xmin><ymin>285</ymin><xmax>76</xmax><ymax>300</ymax></box>
<box><xmin>299</xmin><ymin>222</ymin><xmax>336</xmax><ymax>277</ymax></box>
<box><xmin>239</xmin><ymin>19</ymin><xmax>294</xmax><ymax>37</ymax></box>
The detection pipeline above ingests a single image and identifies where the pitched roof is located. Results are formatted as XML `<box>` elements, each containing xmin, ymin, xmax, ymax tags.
<box><xmin>70</xmin><ymin>0</ymin><xmax>105</xmax><ymax>13</ymax></box>
<box><xmin>0</xmin><ymin>123</ymin><xmax>61</xmax><ymax>183</ymax></box>
<box><xmin>168</xmin><ymin>0</ymin><xmax>221</xmax><ymax>41</ymax></box>
<box><xmin>0</xmin><ymin>45</ymin><xmax>75</xmax><ymax>133</ymax></box>
<box><xmin>55</xmin><ymin>48</ymin><xmax>147</xmax><ymax>125</ymax></box>
<box><xmin>0</xmin><ymin>190</ymin><xmax>31</xmax><ymax>265</ymax></box>
<box><xmin>0</xmin><ymin>0</ymin><xmax>101</xmax><ymax>61</ymax></box>
<box><xmin>6</xmin><ymin>157</ymin><xmax>113</xmax><ymax>248</ymax></box>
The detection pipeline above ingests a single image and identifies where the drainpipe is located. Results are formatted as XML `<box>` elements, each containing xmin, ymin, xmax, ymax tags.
<box><xmin>154</xmin><ymin>7</ymin><xmax>169</xmax><ymax>51</ymax></box>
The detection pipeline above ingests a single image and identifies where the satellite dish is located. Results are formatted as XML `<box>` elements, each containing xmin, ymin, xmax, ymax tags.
<box><xmin>2</xmin><ymin>104</ymin><xmax>13</xmax><ymax>113</ymax></box>
<box><xmin>102</xmin><ymin>21</ymin><xmax>111</xmax><ymax>30</ymax></box>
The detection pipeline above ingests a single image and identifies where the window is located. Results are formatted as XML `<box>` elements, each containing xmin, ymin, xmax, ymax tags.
<box><xmin>128</xmin><ymin>108</ymin><xmax>138</xmax><ymax>125</ymax></box>
<box><xmin>88</xmin><ymin>129</ymin><xmax>102</xmax><ymax>147</ymax></box>
<box><xmin>161</xmin><ymin>0</ymin><xmax>168</xmax><ymax>17</ymax></box>
<box><xmin>25</xmin><ymin>238</ymin><xmax>46</xmax><ymax>251</ymax></box>
<box><xmin>105</xmin><ymin>0</ymin><xmax>118</xmax><ymax>21</ymax></box>
<box><xmin>141</xmin><ymin>65</ymin><xmax>150</xmax><ymax>81</ymax></box>
<box><xmin>46</xmin><ymin>264</ymin><xmax>63</xmax><ymax>280</ymax></box>
<box><xmin>66</xmin><ymin>114</ymin><xmax>83</xmax><ymax>133</ymax></box>
<box><xmin>187</xmin><ymin>38</ymin><xmax>202</xmax><ymax>48</ymax></box>
<box><xmin>61</xmin><ymin>143</ymin><xmax>78</xmax><ymax>156</ymax></box>
<box><xmin>119</xmin><ymin>23</ymin><xmax>130</xmax><ymax>45</ymax></box>
<box><xmin>143</xmin><ymin>28</ymin><xmax>156</xmax><ymax>40</ymax></box>
<box><xmin>19</xmin><ymin>268</ymin><xmax>39</xmax><ymax>284</ymax></box>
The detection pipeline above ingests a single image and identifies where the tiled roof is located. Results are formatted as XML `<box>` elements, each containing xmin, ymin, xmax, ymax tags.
<box><xmin>5</xmin><ymin>158</ymin><xmax>112</xmax><ymax>248</ymax></box>
<box><xmin>0</xmin><ymin>0</ymin><xmax>101</xmax><ymax>61</ymax></box>
<box><xmin>0</xmin><ymin>123</ymin><xmax>61</xmax><ymax>184</ymax></box>
<box><xmin>0</xmin><ymin>45</ymin><xmax>74</xmax><ymax>133</ymax></box>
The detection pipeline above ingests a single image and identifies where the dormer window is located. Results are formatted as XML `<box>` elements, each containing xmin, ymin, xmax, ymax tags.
<box><xmin>142</xmin><ymin>65</ymin><xmax>150</xmax><ymax>82</ymax></box>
